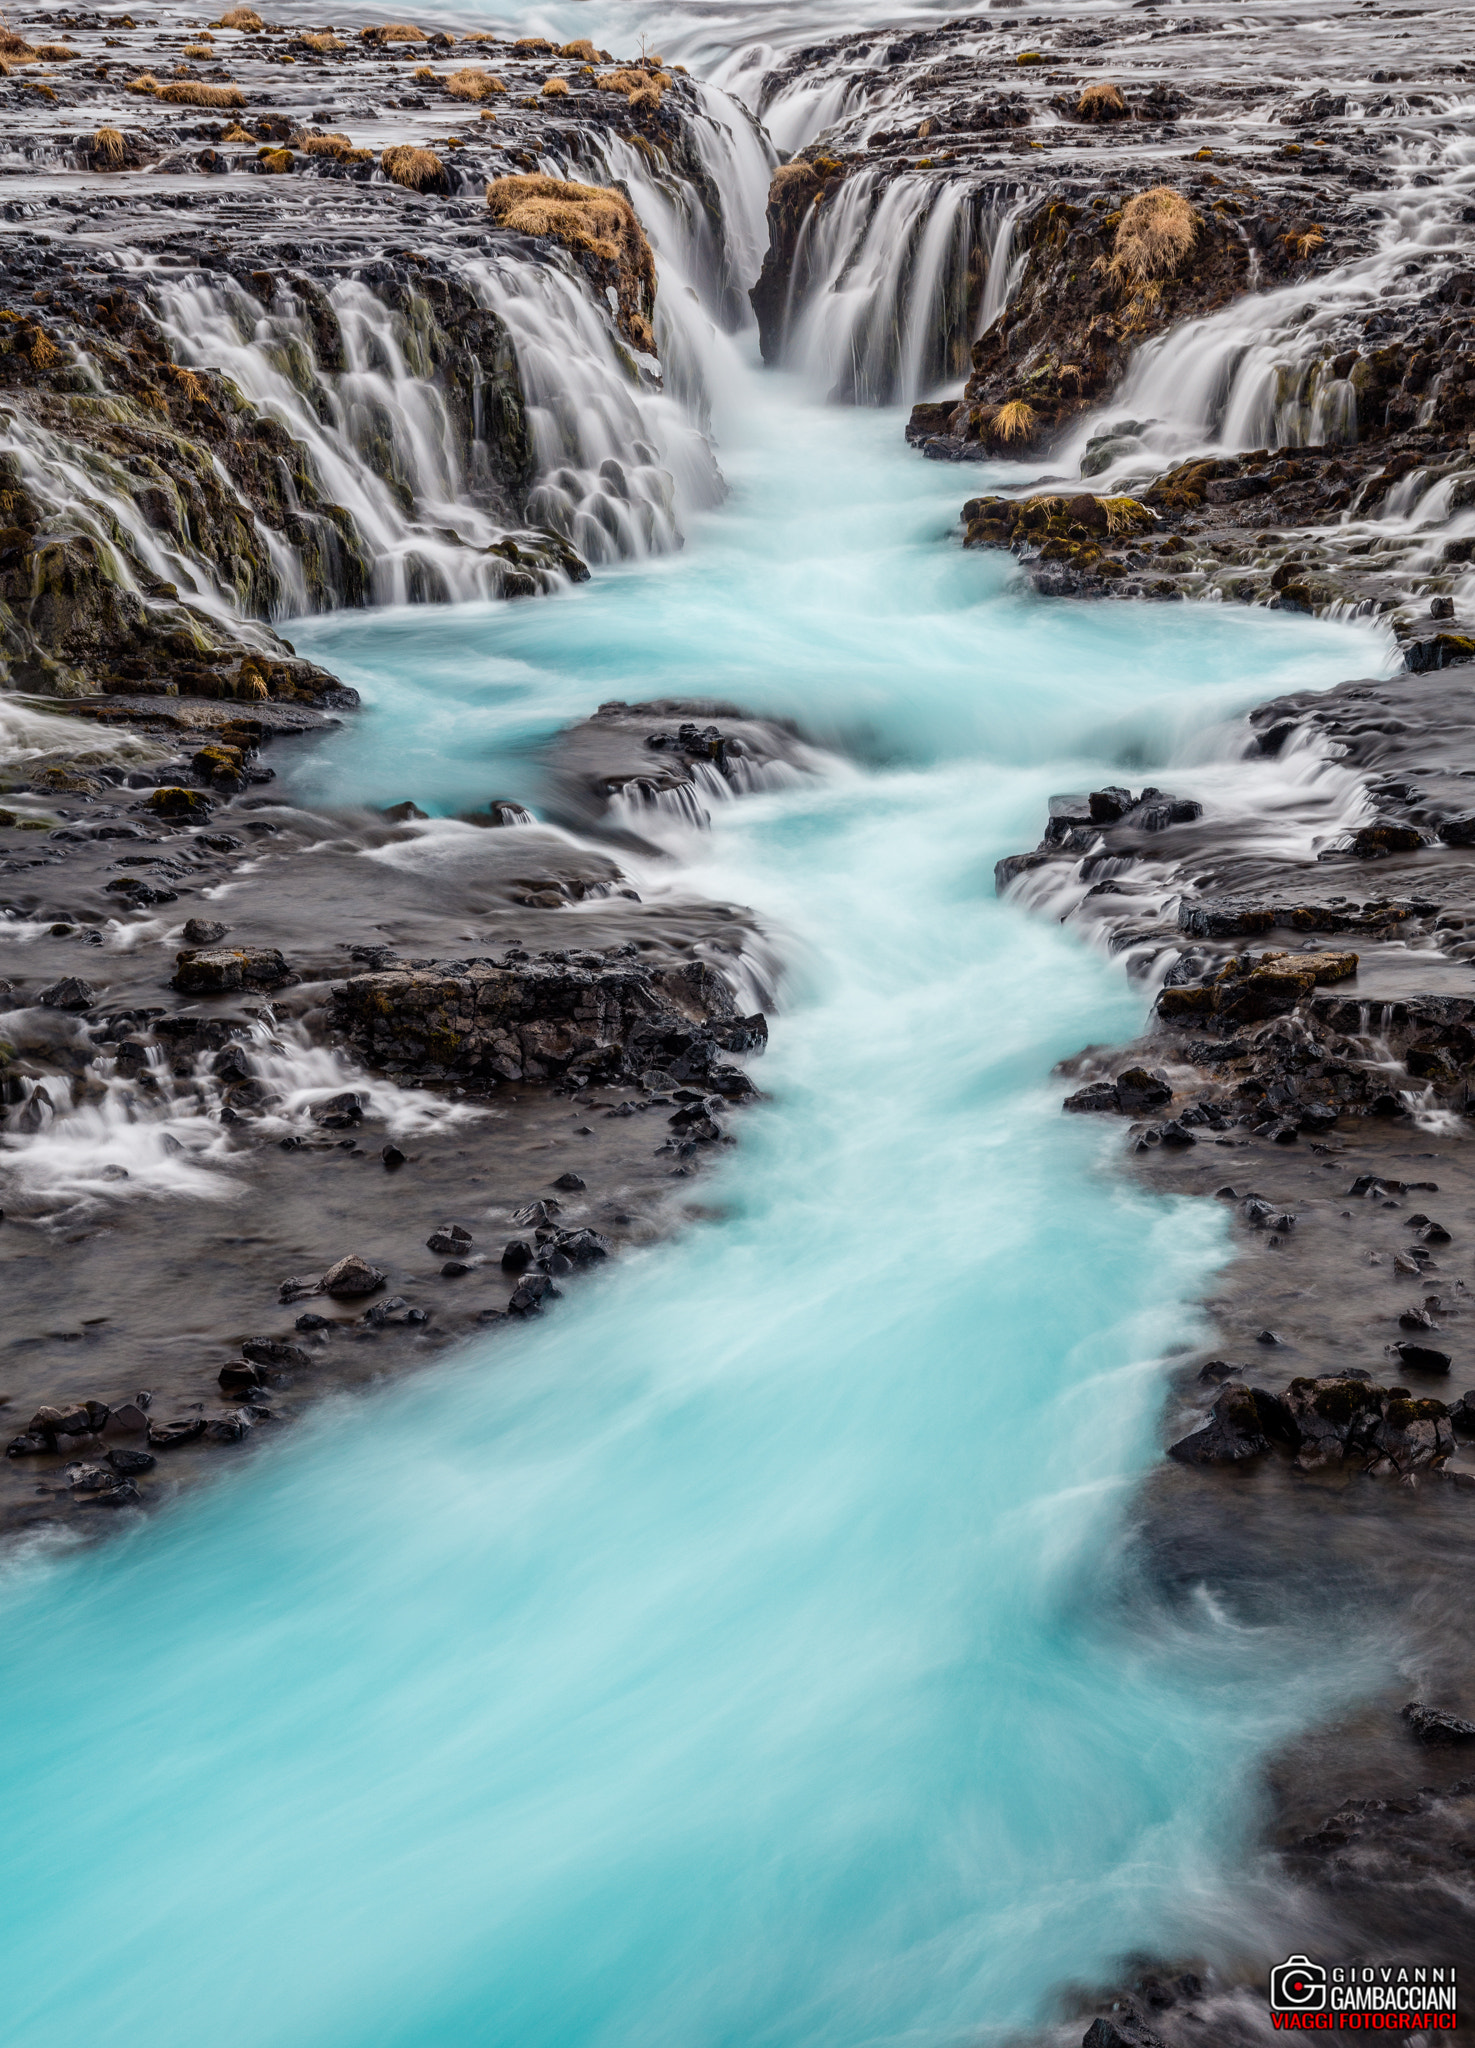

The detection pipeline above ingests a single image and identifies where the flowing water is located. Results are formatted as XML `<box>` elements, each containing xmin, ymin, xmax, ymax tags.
<box><xmin>0</xmin><ymin>8</ymin><xmax>1423</xmax><ymax>2042</ymax></box>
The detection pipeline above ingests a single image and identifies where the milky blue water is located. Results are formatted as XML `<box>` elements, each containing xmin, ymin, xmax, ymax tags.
<box><xmin>0</xmin><ymin>357</ymin><xmax>1394</xmax><ymax>2044</ymax></box>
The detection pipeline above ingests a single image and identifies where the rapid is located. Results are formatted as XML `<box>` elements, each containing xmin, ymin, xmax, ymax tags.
<box><xmin>0</xmin><ymin>7</ymin><xmax>1419</xmax><ymax>2043</ymax></box>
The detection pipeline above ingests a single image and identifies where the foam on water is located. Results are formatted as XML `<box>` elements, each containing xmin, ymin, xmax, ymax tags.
<box><xmin>0</xmin><ymin>325</ymin><xmax>1400</xmax><ymax>2044</ymax></box>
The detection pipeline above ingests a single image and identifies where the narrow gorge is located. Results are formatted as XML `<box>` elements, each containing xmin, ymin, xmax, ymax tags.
<box><xmin>1</xmin><ymin>2</ymin><xmax>1473</xmax><ymax>2042</ymax></box>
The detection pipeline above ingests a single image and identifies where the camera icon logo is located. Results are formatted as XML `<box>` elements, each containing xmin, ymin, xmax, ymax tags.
<box><xmin>1269</xmin><ymin>1956</ymin><xmax>1328</xmax><ymax>2013</ymax></box>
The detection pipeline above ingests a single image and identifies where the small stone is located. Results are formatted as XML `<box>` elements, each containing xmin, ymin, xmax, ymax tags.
<box><xmin>1255</xmin><ymin>1329</ymin><xmax>1282</xmax><ymax>1345</ymax></box>
<box><xmin>381</xmin><ymin>1143</ymin><xmax>405</xmax><ymax>1169</ymax></box>
<box><xmin>1394</xmin><ymin>1341</ymin><xmax>1452</xmax><ymax>1374</ymax></box>
<box><xmin>218</xmin><ymin>1361</ymin><xmax>264</xmax><ymax>1395</ymax></box>
<box><xmin>182</xmin><ymin>917</ymin><xmax>228</xmax><ymax>945</ymax></box>
<box><xmin>501</xmin><ymin>1240</ymin><xmax>534</xmax><ymax>1273</ymax></box>
<box><xmin>426</xmin><ymin>1225</ymin><xmax>473</xmax><ymax>1256</ymax></box>
<box><xmin>107</xmin><ymin>1446</ymin><xmax>155</xmax><ymax>1475</ymax></box>
<box><xmin>319</xmin><ymin>1254</ymin><xmax>387</xmax><ymax>1298</ymax></box>
<box><xmin>440</xmin><ymin>1259</ymin><xmax>475</xmax><ymax>1278</ymax></box>
<box><xmin>147</xmin><ymin>1417</ymin><xmax>208</xmax><ymax>1449</ymax></box>
<box><xmin>295</xmin><ymin>1313</ymin><xmax>330</xmax><ymax>1333</ymax></box>
<box><xmin>241</xmin><ymin>1338</ymin><xmax>311</xmax><ymax>1370</ymax></box>
<box><xmin>204</xmin><ymin>1415</ymin><xmax>250</xmax><ymax>1443</ymax></box>
<box><xmin>104</xmin><ymin>1402</ymin><xmax>148</xmax><ymax>1436</ymax></box>
<box><xmin>552</xmin><ymin>1171</ymin><xmax>586</xmax><ymax>1191</ymax></box>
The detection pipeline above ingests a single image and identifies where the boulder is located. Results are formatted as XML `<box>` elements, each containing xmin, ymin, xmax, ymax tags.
<box><xmin>174</xmin><ymin>946</ymin><xmax>291</xmax><ymax>994</ymax></box>
<box><xmin>1401</xmin><ymin>1702</ymin><xmax>1475</xmax><ymax>1744</ymax></box>
<box><xmin>1168</xmin><ymin>1383</ymin><xmax>1291</xmax><ymax>1465</ymax></box>
<box><xmin>36</xmin><ymin>976</ymin><xmax>96</xmax><ymax>1011</ymax></box>
<box><xmin>1370</xmin><ymin>1396</ymin><xmax>1454</xmax><ymax>1473</ymax></box>
<box><xmin>182</xmin><ymin>917</ymin><xmax>229</xmax><ymax>945</ymax></box>
<box><xmin>1282</xmin><ymin>1375</ymin><xmax>1385</xmax><ymax>1468</ymax></box>
<box><xmin>509</xmin><ymin>1272</ymin><xmax>558</xmax><ymax>1316</ymax></box>
<box><xmin>332</xmin><ymin>955</ymin><xmax>751</xmax><ymax>1088</ymax></box>
<box><xmin>1115</xmin><ymin>1067</ymin><xmax>1172</xmax><ymax>1115</ymax></box>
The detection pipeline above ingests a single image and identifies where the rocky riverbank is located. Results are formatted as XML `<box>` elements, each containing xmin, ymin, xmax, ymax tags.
<box><xmin>0</xmin><ymin>6</ymin><xmax>796</xmax><ymax>1537</ymax></box>
<box><xmin>0</xmin><ymin>688</ymin><xmax>791</xmax><ymax>1537</ymax></box>
<box><xmin>996</xmin><ymin>661</ymin><xmax>1475</xmax><ymax>2034</ymax></box>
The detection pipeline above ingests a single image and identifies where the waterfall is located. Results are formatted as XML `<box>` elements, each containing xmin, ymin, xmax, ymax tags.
<box><xmin>777</xmin><ymin>172</ymin><xmax>1022</xmax><ymax>406</ymax></box>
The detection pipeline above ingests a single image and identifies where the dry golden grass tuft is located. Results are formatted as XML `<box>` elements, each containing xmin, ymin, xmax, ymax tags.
<box><xmin>411</xmin><ymin>63</ymin><xmax>434</xmax><ymax>79</ymax></box>
<box><xmin>295</xmin><ymin>131</ymin><xmax>353</xmax><ymax>154</ymax></box>
<box><xmin>541</xmin><ymin>74</ymin><xmax>568</xmax><ymax>95</ymax></box>
<box><xmin>461</xmin><ymin>29</ymin><xmax>495</xmax><ymax>40</ymax></box>
<box><xmin>595</xmin><ymin>65</ymin><xmax>666</xmax><ymax>106</ymax></box>
<box><xmin>213</xmin><ymin>6</ymin><xmax>263</xmax><ymax>27</ymax></box>
<box><xmin>156</xmin><ymin>78</ymin><xmax>245</xmax><ymax>104</ymax></box>
<box><xmin>0</xmin><ymin>22</ymin><xmax>33</xmax><ymax>54</ymax></box>
<box><xmin>478</xmin><ymin>107</ymin><xmax>496</xmax><ymax>121</ymax></box>
<box><xmin>92</xmin><ymin>125</ymin><xmax>127</xmax><ymax>163</ymax></box>
<box><xmin>34</xmin><ymin>41</ymin><xmax>78</xmax><ymax>59</ymax></box>
<box><xmin>770</xmin><ymin>161</ymin><xmax>820</xmax><ymax>196</ymax></box>
<box><xmin>221</xmin><ymin>120</ymin><xmax>252</xmax><ymax>139</ymax></box>
<box><xmin>1076</xmin><ymin>81</ymin><xmax>1125</xmax><ymax>121</ymax></box>
<box><xmin>182</xmin><ymin>42</ymin><xmax>214</xmax><ymax>57</ymax></box>
<box><xmin>560</xmin><ymin>37</ymin><xmax>598</xmax><ymax>60</ymax></box>
<box><xmin>1109</xmin><ymin>186</ymin><xmax>1200</xmax><ymax>284</ymax></box>
<box><xmin>297</xmin><ymin>30</ymin><xmax>343</xmax><ymax>50</ymax></box>
<box><xmin>447</xmin><ymin>65</ymin><xmax>502</xmax><ymax>99</ymax></box>
<box><xmin>381</xmin><ymin>142</ymin><xmax>446</xmax><ymax>191</ymax></box>
<box><xmin>485</xmin><ymin>172</ymin><xmax>656</xmax><ymax>347</ymax></box>
<box><xmin>995</xmin><ymin>399</ymin><xmax>1037</xmax><ymax>442</ymax></box>
<box><xmin>125</xmin><ymin>70</ymin><xmax>162</xmax><ymax>90</ymax></box>
<box><xmin>512</xmin><ymin>35</ymin><xmax>554</xmax><ymax>52</ymax></box>
<box><xmin>1285</xmin><ymin>225</ymin><xmax>1325</xmax><ymax>260</ymax></box>
<box><xmin>361</xmin><ymin>21</ymin><xmax>425</xmax><ymax>42</ymax></box>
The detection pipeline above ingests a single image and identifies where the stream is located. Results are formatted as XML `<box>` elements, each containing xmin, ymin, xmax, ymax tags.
<box><xmin>0</xmin><ymin>5</ymin><xmax>1422</xmax><ymax>2042</ymax></box>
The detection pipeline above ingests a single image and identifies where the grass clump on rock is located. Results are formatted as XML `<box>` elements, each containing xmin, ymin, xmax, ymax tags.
<box><xmin>1109</xmin><ymin>186</ymin><xmax>1200</xmax><ymax>284</ymax></box>
<box><xmin>213</xmin><ymin>6</ymin><xmax>263</xmax><ymax>27</ymax></box>
<box><xmin>298</xmin><ymin>30</ymin><xmax>344</xmax><ymax>50</ymax></box>
<box><xmin>156</xmin><ymin>78</ymin><xmax>245</xmax><ymax>105</ymax></box>
<box><xmin>995</xmin><ymin>399</ymin><xmax>1037</xmax><ymax>442</ymax></box>
<box><xmin>91</xmin><ymin>125</ymin><xmax>127</xmax><ymax>163</ymax></box>
<box><xmin>1077</xmin><ymin>81</ymin><xmax>1125</xmax><ymax>120</ymax></box>
<box><xmin>381</xmin><ymin>143</ymin><xmax>447</xmax><ymax>192</ymax></box>
<box><xmin>486</xmin><ymin>173</ymin><xmax>656</xmax><ymax>350</ymax></box>
<box><xmin>447</xmin><ymin>65</ymin><xmax>502</xmax><ymax>99</ymax></box>
<box><xmin>560</xmin><ymin>38</ymin><xmax>600</xmax><ymax>60</ymax></box>
<box><xmin>541</xmin><ymin>74</ymin><xmax>569</xmax><ymax>96</ymax></box>
<box><xmin>360</xmin><ymin>21</ymin><xmax>425</xmax><ymax>43</ymax></box>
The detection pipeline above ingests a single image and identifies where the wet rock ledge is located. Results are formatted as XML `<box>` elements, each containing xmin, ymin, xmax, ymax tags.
<box><xmin>0</xmin><ymin>693</ymin><xmax>794</xmax><ymax>1542</ymax></box>
<box><xmin>999</xmin><ymin>662</ymin><xmax>1475</xmax><ymax>2034</ymax></box>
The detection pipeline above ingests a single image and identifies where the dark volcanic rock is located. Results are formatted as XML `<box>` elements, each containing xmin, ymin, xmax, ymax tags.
<box><xmin>174</xmin><ymin>946</ymin><xmax>292</xmax><ymax>994</ymax></box>
<box><xmin>333</xmin><ymin>956</ymin><xmax>753</xmax><ymax>1087</ymax></box>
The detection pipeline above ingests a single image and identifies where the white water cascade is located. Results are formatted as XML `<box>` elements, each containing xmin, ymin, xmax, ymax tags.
<box><xmin>778</xmin><ymin>172</ymin><xmax>1024</xmax><ymax>405</ymax></box>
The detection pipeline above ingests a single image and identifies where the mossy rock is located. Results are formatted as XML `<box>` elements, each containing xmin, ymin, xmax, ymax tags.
<box><xmin>146</xmin><ymin>786</ymin><xmax>214</xmax><ymax>820</ymax></box>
